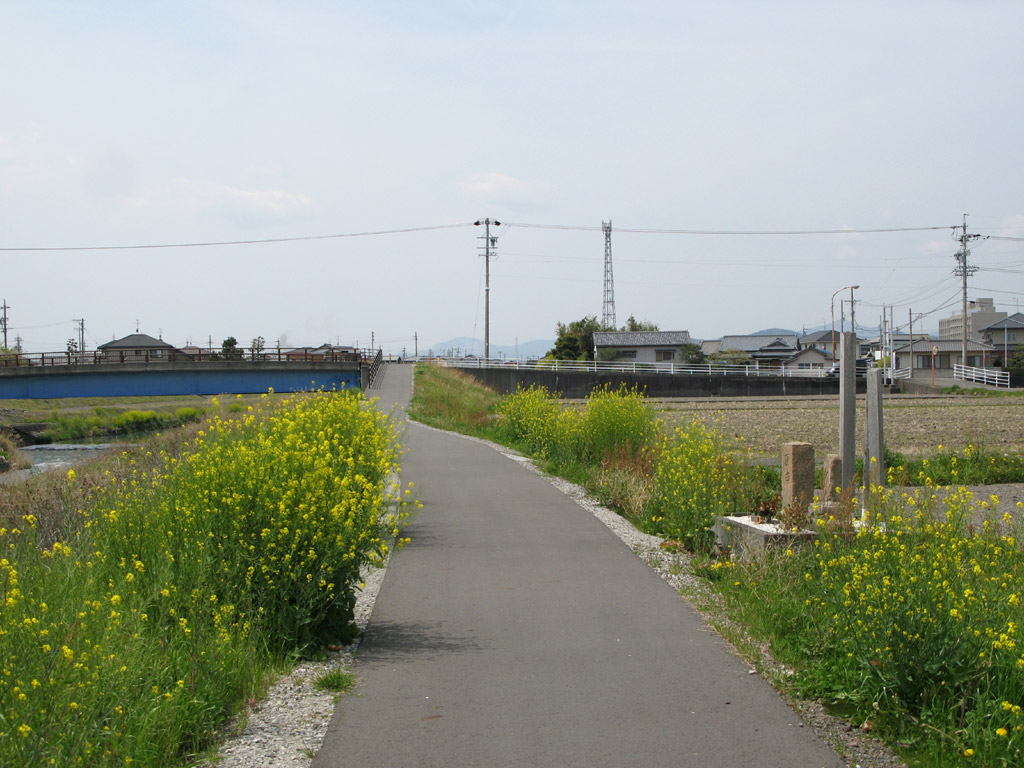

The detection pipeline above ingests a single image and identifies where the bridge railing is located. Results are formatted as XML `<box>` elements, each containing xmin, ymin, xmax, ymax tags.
<box><xmin>363</xmin><ymin>349</ymin><xmax>384</xmax><ymax>389</ymax></box>
<box><xmin>0</xmin><ymin>347</ymin><xmax>368</xmax><ymax>368</ymax></box>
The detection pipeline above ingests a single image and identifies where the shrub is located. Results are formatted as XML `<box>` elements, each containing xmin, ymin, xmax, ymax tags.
<box><xmin>493</xmin><ymin>385</ymin><xmax>560</xmax><ymax>455</ymax></box>
<box><xmin>111</xmin><ymin>409</ymin><xmax>161</xmax><ymax>432</ymax></box>
<box><xmin>580</xmin><ymin>384</ymin><xmax>658</xmax><ymax>465</ymax></box>
<box><xmin>648</xmin><ymin>420</ymin><xmax>746</xmax><ymax>551</ymax></box>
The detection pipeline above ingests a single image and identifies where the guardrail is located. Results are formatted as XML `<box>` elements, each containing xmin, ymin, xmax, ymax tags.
<box><xmin>438</xmin><ymin>357</ymin><xmax>832</xmax><ymax>378</ymax></box>
<box><xmin>954</xmin><ymin>363</ymin><xmax>1011</xmax><ymax>389</ymax></box>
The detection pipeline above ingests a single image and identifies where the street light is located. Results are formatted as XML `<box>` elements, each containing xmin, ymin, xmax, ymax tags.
<box><xmin>831</xmin><ymin>285</ymin><xmax>860</xmax><ymax>362</ymax></box>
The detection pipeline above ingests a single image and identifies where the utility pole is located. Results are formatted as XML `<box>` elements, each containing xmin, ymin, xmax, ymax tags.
<box><xmin>880</xmin><ymin>306</ymin><xmax>887</xmax><ymax>379</ymax></box>
<box><xmin>602</xmin><ymin>220</ymin><xmax>616</xmax><ymax>329</ymax></box>
<box><xmin>1</xmin><ymin>300</ymin><xmax>9</xmax><ymax>349</ymax></box>
<box><xmin>889</xmin><ymin>305</ymin><xmax>895</xmax><ymax>384</ymax></box>
<box><xmin>908</xmin><ymin>309</ymin><xmax>919</xmax><ymax>378</ymax></box>
<box><xmin>414</xmin><ymin>332</ymin><xmax>418</xmax><ymax>358</ymax></box>
<box><xmin>73</xmin><ymin>318</ymin><xmax>85</xmax><ymax>359</ymax></box>
<box><xmin>474</xmin><ymin>219</ymin><xmax>500</xmax><ymax>359</ymax></box>
<box><xmin>954</xmin><ymin>214</ymin><xmax>981</xmax><ymax>368</ymax></box>
<box><xmin>850</xmin><ymin>286</ymin><xmax>857</xmax><ymax>339</ymax></box>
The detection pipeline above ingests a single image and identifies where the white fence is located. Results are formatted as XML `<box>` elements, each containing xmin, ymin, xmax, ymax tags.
<box><xmin>439</xmin><ymin>357</ymin><xmax>831</xmax><ymax>378</ymax></box>
<box><xmin>953</xmin><ymin>364</ymin><xmax>1011</xmax><ymax>389</ymax></box>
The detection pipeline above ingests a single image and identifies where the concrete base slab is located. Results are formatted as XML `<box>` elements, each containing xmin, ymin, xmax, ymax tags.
<box><xmin>714</xmin><ymin>515</ymin><xmax>816</xmax><ymax>559</ymax></box>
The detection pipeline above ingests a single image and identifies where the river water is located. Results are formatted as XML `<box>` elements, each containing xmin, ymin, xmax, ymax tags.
<box><xmin>1</xmin><ymin>444</ymin><xmax>122</xmax><ymax>484</ymax></box>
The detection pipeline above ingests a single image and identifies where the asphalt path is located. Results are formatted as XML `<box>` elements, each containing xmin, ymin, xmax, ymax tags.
<box><xmin>313</xmin><ymin>364</ymin><xmax>844</xmax><ymax>768</ymax></box>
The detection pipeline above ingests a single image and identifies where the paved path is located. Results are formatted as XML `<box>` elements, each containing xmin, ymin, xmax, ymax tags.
<box><xmin>313</xmin><ymin>364</ymin><xmax>844</xmax><ymax>768</ymax></box>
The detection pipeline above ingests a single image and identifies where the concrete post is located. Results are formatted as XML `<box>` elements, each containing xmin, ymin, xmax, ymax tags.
<box><xmin>839</xmin><ymin>332</ymin><xmax>857</xmax><ymax>491</ymax></box>
<box><xmin>865</xmin><ymin>368</ymin><xmax>885</xmax><ymax>487</ymax></box>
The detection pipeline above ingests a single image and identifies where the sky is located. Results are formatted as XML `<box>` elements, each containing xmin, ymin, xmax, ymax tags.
<box><xmin>2</xmin><ymin>0</ymin><xmax>1023</xmax><ymax>356</ymax></box>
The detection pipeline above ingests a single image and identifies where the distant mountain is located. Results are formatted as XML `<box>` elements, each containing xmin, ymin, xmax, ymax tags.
<box><xmin>751</xmin><ymin>328</ymin><xmax>799</xmax><ymax>337</ymax></box>
<box><xmin>425</xmin><ymin>337</ymin><xmax>554</xmax><ymax>359</ymax></box>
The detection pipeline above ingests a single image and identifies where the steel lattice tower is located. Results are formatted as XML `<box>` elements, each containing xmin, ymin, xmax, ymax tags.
<box><xmin>602</xmin><ymin>220</ymin><xmax>616</xmax><ymax>329</ymax></box>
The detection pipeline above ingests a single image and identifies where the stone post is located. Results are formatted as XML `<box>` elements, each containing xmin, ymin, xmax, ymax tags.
<box><xmin>865</xmin><ymin>368</ymin><xmax>885</xmax><ymax>487</ymax></box>
<box><xmin>782</xmin><ymin>442</ymin><xmax>815</xmax><ymax>517</ymax></box>
<box><xmin>821</xmin><ymin>454</ymin><xmax>842</xmax><ymax>501</ymax></box>
<box><xmin>838</xmin><ymin>332</ymin><xmax>857</xmax><ymax>491</ymax></box>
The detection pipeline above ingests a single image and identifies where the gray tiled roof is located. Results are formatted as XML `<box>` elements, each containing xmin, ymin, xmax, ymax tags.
<box><xmin>718</xmin><ymin>334</ymin><xmax>799</xmax><ymax>352</ymax></box>
<box><xmin>800</xmin><ymin>330</ymin><xmax>840</xmax><ymax>344</ymax></box>
<box><xmin>894</xmin><ymin>339</ymin><xmax>996</xmax><ymax>353</ymax></box>
<box><xmin>98</xmin><ymin>333</ymin><xmax>176</xmax><ymax>350</ymax></box>
<box><xmin>983</xmin><ymin>312</ymin><xmax>1024</xmax><ymax>330</ymax></box>
<box><xmin>593</xmin><ymin>330</ymin><xmax>691</xmax><ymax>347</ymax></box>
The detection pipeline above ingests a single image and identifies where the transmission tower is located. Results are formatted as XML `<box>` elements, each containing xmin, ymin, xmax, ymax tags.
<box><xmin>953</xmin><ymin>214</ymin><xmax>981</xmax><ymax>367</ymax></box>
<box><xmin>602</xmin><ymin>220</ymin><xmax>616</xmax><ymax>329</ymax></box>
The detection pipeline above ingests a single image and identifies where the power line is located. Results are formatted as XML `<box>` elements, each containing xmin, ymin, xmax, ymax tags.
<box><xmin>0</xmin><ymin>223</ymin><xmax>474</xmax><ymax>252</ymax></box>
<box><xmin>1</xmin><ymin>220</ymin><xmax>962</xmax><ymax>253</ymax></box>
<box><xmin>505</xmin><ymin>222</ymin><xmax>957</xmax><ymax>235</ymax></box>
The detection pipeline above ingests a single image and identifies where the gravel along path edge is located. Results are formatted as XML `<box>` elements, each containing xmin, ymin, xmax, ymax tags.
<box><xmin>199</xmin><ymin>432</ymin><xmax>908</xmax><ymax>768</ymax></box>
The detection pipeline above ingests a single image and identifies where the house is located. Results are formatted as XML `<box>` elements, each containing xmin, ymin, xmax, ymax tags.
<box><xmin>801</xmin><ymin>330</ymin><xmax>868</xmax><ymax>358</ymax></box>
<box><xmin>703</xmin><ymin>334</ymin><xmax>799</xmax><ymax>367</ymax></box>
<box><xmin>799</xmin><ymin>329</ymin><xmax>841</xmax><ymax>352</ymax></box>
<box><xmin>981</xmin><ymin>313</ymin><xmax>1024</xmax><ymax>362</ymax></box>
<box><xmin>783</xmin><ymin>346</ymin><xmax>834</xmax><ymax>372</ymax></box>
<box><xmin>592</xmin><ymin>331</ymin><xmax>692</xmax><ymax>363</ymax></box>
<box><xmin>284</xmin><ymin>345</ymin><xmax>359</xmax><ymax>362</ymax></box>
<box><xmin>893</xmin><ymin>338</ymin><xmax>998</xmax><ymax>375</ymax></box>
<box><xmin>98</xmin><ymin>333</ymin><xmax>187</xmax><ymax>363</ymax></box>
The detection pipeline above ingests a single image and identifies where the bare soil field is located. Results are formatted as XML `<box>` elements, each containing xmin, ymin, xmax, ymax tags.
<box><xmin>654</xmin><ymin>393</ymin><xmax>1024</xmax><ymax>459</ymax></box>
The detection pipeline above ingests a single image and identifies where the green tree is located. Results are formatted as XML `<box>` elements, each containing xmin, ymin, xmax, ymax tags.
<box><xmin>709</xmin><ymin>349</ymin><xmax>751</xmax><ymax>366</ymax></box>
<box><xmin>621</xmin><ymin>315</ymin><xmax>659</xmax><ymax>332</ymax></box>
<box><xmin>677</xmin><ymin>342</ymin><xmax>706</xmax><ymax>364</ymax></box>
<box><xmin>1008</xmin><ymin>348</ymin><xmax>1024</xmax><ymax>377</ymax></box>
<box><xmin>548</xmin><ymin>316</ymin><xmax>603</xmax><ymax>361</ymax></box>
<box><xmin>221</xmin><ymin>336</ymin><xmax>243</xmax><ymax>360</ymax></box>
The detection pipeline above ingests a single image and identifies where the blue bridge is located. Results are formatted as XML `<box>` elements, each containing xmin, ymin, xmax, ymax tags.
<box><xmin>0</xmin><ymin>359</ymin><xmax>374</xmax><ymax>399</ymax></box>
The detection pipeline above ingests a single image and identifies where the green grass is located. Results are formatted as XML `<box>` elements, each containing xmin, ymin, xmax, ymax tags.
<box><xmin>313</xmin><ymin>668</ymin><xmax>356</xmax><ymax>693</ymax></box>
<box><xmin>407</xmin><ymin>365</ymin><xmax>500</xmax><ymax>436</ymax></box>
<box><xmin>702</xmin><ymin>490</ymin><xmax>1024</xmax><ymax>767</ymax></box>
<box><xmin>0</xmin><ymin>394</ymin><xmax>269</xmax><ymax>444</ymax></box>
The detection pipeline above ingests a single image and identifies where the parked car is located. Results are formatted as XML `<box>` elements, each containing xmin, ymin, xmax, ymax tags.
<box><xmin>825</xmin><ymin>358</ymin><xmax>871</xmax><ymax>378</ymax></box>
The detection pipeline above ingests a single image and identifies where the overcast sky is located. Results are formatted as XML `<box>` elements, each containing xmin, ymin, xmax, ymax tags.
<box><xmin>2</xmin><ymin>0</ymin><xmax>1022</xmax><ymax>355</ymax></box>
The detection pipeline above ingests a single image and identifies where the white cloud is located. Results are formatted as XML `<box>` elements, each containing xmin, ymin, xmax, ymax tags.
<box><xmin>123</xmin><ymin>178</ymin><xmax>317</xmax><ymax>218</ymax></box>
<box><xmin>998</xmin><ymin>214</ymin><xmax>1024</xmax><ymax>237</ymax></box>
<box><xmin>458</xmin><ymin>172</ymin><xmax>547</xmax><ymax>204</ymax></box>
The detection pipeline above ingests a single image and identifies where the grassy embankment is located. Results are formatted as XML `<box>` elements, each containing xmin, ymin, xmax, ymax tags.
<box><xmin>410</xmin><ymin>364</ymin><xmax>1024</xmax><ymax>767</ymax></box>
<box><xmin>0</xmin><ymin>394</ymin><xmax>275</xmax><ymax>444</ymax></box>
<box><xmin>0</xmin><ymin>390</ymin><xmax>412</xmax><ymax>767</ymax></box>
